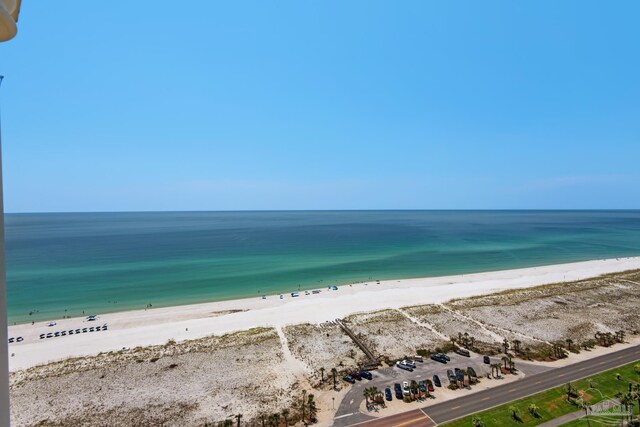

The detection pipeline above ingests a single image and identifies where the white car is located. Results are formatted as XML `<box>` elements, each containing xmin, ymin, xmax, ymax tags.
<box><xmin>402</xmin><ymin>359</ymin><xmax>417</xmax><ymax>369</ymax></box>
<box><xmin>402</xmin><ymin>381</ymin><xmax>410</xmax><ymax>396</ymax></box>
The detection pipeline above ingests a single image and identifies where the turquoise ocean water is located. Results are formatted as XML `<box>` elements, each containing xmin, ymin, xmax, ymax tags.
<box><xmin>6</xmin><ymin>210</ymin><xmax>640</xmax><ymax>324</ymax></box>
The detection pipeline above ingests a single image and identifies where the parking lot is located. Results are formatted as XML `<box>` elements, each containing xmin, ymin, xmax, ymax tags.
<box><xmin>332</xmin><ymin>353</ymin><xmax>552</xmax><ymax>427</ymax></box>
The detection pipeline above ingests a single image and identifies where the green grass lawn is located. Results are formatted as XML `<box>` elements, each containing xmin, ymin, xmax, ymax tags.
<box><xmin>443</xmin><ymin>362</ymin><xmax>640</xmax><ymax>427</ymax></box>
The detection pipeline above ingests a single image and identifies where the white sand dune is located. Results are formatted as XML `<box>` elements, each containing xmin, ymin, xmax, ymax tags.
<box><xmin>8</xmin><ymin>257</ymin><xmax>640</xmax><ymax>371</ymax></box>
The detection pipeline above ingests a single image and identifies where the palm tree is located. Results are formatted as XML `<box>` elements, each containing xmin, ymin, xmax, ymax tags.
<box><xmin>577</xmin><ymin>398</ymin><xmax>591</xmax><ymax>426</ymax></box>
<box><xmin>501</xmin><ymin>356</ymin><xmax>509</xmax><ymax>371</ymax></box>
<box><xmin>459</xmin><ymin>369</ymin><xmax>468</xmax><ymax>387</ymax></box>
<box><xmin>565</xmin><ymin>338</ymin><xmax>574</xmax><ymax>352</ymax></box>
<box><xmin>491</xmin><ymin>363</ymin><xmax>501</xmax><ymax>378</ymax></box>
<box><xmin>410</xmin><ymin>380</ymin><xmax>419</xmax><ymax>400</ymax></box>
<box><xmin>267</xmin><ymin>414</ymin><xmax>276</xmax><ymax>427</ymax></box>
<box><xmin>307</xmin><ymin>394</ymin><xmax>317</xmax><ymax>423</ymax></box>
<box><xmin>508</xmin><ymin>358</ymin><xmax>515</xmax><ymax>373</ymax></box>
<box><xmin>615</xmin><ymin>392</ymin><xmax>634</xmax><ymax>422</ymax></box>
<box><xmin>509</xmin><ymin>406</ymin><xmax>520</xmax><ymax>421</ymax></box>
<box><xmin>363</xmin><ymin>388</ymin><xmax>372</xmax><ymax>407</ymax></box>
<box><xmin>320</xmin><ymin>367</ymin><xmax>325</xmax><ymax>383</ymax></box>
<box><xmin>528</xmin><ymin>403</ymin><xmax>540</xmax><ymax>418</ymax></box>
<box><xmin>502</xmin><ymin>338</ymin><xmax>510</xmax><ymax>354</ymax></box>
<box><xmin>370</xmin><ymin>386</ymin><xmax>381</xmax><ymax>404</ymax></box>
<box><xmin>261</xmin><ymin>414</ymin><xmax>266</xmax><ymax>427</ymax></box>
<box><xmin>513</xmin><ymin>339</ymin><xmax>521</xmax><ymax>354</ymax></box>
<box><xmin>235</xmin><ymin>414</ymin><xmax>242</xmax><ymax>427</ymax></box>
<box><xmin>471</xmin><ymin>415</ymin><xmax>485</xmax><ymax>427</ymax></box>
<box><xmin>281</xmin><ymin>408</ymin><xmax>290</xmax><ymax>427</ymax></box>
<box><xmin>594</xmin><ymin>331</ymin><xmax>603</xmax><ymax>346</ymax></box>
<box><xmin>300</xmin><ymin>390</ymin><xmax>307</xmax><ymax>424</ymax></box>
<box><xmin>272</xmin><ymin>413</ymin><xmax>280</xmax><ymax>427</ymax></box>
<box><xmin>331</xmin><ymin>368</ymin><xmax>338</xmax><ymax>390</ymax></box>
<box><xmin>632</xmin><ymin>383</ymin><xmax>640</xmax><ymax>418</ymax></box>
<box><xmin>566</xmin><ymin>382</ymin><xmax>577</xmax><ymax>400</ymax></box>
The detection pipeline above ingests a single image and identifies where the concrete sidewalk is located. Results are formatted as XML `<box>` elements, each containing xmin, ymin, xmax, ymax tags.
<box><xmin>535</xmin><ymin>410</ymin><xmax>584</xmax><ymax>427</ymax></box>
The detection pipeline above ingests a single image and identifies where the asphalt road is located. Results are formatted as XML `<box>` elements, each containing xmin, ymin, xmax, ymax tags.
<box><xmin>345</xmin><ymin>344</ymin><xmax>640</xmax><ymax>426</ymax></box>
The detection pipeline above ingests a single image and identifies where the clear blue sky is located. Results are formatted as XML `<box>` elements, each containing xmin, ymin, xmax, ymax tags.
<box><xmin>1</xmin><ymin>1</ymin><xmax>639</xmax><ymax>212</ymax></box>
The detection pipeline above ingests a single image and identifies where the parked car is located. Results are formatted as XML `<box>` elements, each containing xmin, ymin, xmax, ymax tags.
<box><xmin>447</xmin><ymin>369</ymin><xmax>455</xmax><ymax>380</ymax></box>
<box><xmin>403</xmin><ymin>360</ymin><xmax>416</xmax><ymax>369</ymax></box>
<box><xmin>413</xmin><ymin>356</ymin><xmax>423</xmax><ymax>362</ymax></box>
<box><xmin>433</xmin><ymin>375</ymin><xmax>442</xmax><ymax>387</ymax></box>
<box><xmin>456</xmin><ymin>373</ymin><xmax>465</xmax><ymax>382</ymax></box>
<box><xmin>394</xmin><ymin>383</ymin><xmax>403</xmax><ymax>399</ymax></box>
<box><xmin>430</xmin><ymin>354</ymin><xmax>447</xmax><ymax>364</ymax></box>
<box><xmin>39</xmin><ymin>334</ymin><xmax>45</xmax><ymax>339</ymax></box>
<box><xmin>342</xmin><ymin>375</ymin><xmax>356</xmax><ymax>384</ymax></box>
<box><xmin>7</xmin><ymin>338</ymin><xmax>14</xmax><ymax>343</ymax></box>
<box><xmin>349</xmin><ymin>371</ymin><xmax>362</xmax><ymax>380</ymax></box>
<box><xmin>385</xmin><ymin>387</ymin><xmax>392</xmax><ymax>401</ymax></box>
<box><xmin>418</xmin><ymin>380</ymin><xmax>426</xmax><ymax>393</ymax></box>
<box><xmin>402</xmin><ymin>381</ymin><xmax>410</xmax><ymax>396</ymax></box>
<box><xmin>441</xmin><ymin>353</ymin><xmax>451</xmax><ymax>361</ymax></box>
<box><xmin>454</xmin><ymin>348</ymin><xmax>470</xmax><ymax>357</ymax></box>
<box><xmin>425</xmin><ymin>379</ymin><xmax>434</xmax><ymax>392</ymax></box>
<box><xmin>467</xmin><ymin>367</ymin><xmax>477</xmax><ymax>377</ymax></box>
<box><xmin>396</xmin><ymin>361</ymin><xmax>413</xmax><ymax>371</ymax></box>
<box><xmin>359</xmin><ymin>370</ymin><xmax>373</xmax><ymax>380</ymax></box>
<box><xmin>46</xmin><ymin>332</ymin><xmax>53</xmax><ymax>338</ymax></box>
<box><xmin>483</xmin><ymin>355</ymin><xmax>490</xmax><ymax>364</ymax></box>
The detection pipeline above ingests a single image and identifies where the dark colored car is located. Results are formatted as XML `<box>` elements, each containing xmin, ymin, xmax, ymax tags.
<box><xmin>456</xmin><ymin>373</ymin><xmax>465</xmax><ymax>382</ymax></box>
<box><xmin>350</xmin><ymin>371</ymin><xmax>363</xmax><ymax>380</ymax></box>
<box><xmin>342</xmin><ymin>375</ymin><xmax>356</xmax><ymax>384</ymax></box>
<box><xmin>39</xmin><ymin>334</ymin><xmax>45</xmax><ymax>339</ymax></box>
<box><xmin>433</xmin><ymin>375</ymin><xmax>441</xmax><ymax>387</ymax></box>
<box><xmin>454</xmin><ymin>348</ymin><xmax>470</xmax><ymax>357</ymax></box>
<box><xmin>394</xmin><ymin>383</ymin><xmax>403</xmax><ymax>400</ymax></box>
<box><xmin>430</xmin><ymin>354</ymin><xmax>447</xmax><ymax>364</ymax></box>
<box><xmin>418</xmin><ymin>380</ymin><xmax>426</xmax><ymax>393</ymax></box>
<box><xmin>425</xmin><ymin>379</ymin><xmax>434</xmax><ymax>392</ymax></box>
<box><xmin>359</xmin><ymin>370</ymin><xmax>373</xmax><ymax>380</ymax></box>
<box><xmin>385</xmin><ymin>387</ymin><xmax>392</xmax><ymax>401</ymax></box>
<box><xmin>454</xmin><ymin>368</ymin><xmax>461</xmax><ymax>375</ymax></box>
<box><xmin>483</xmin><ymin>355</ymin><xmax>490</xmax><ymax>364</ymax></box>
<box><xmin>447</xmin><ymin>369</ymin><xmax>455</xmax><ymax>380</ymax></box>
<box><xmin>441</xmin><ymin>353</ymin><xmax>451</xmax><ymax>361</ymax></box>
<box><xmin>467</xmin><ymin>367</ymin><xmax>477</xmax><ymax>377</ymax></box>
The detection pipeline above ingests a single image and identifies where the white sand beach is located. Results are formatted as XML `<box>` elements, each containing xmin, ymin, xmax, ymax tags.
<box><xmin>7</xmin><ymin>257</ymin><xmax>640</xmax><ymax>372</ymax></box>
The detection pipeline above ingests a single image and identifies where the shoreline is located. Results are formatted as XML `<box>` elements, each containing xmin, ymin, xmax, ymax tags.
<box><xmin>7</xmin><ymin>256</ymin><xmax>640</xmax><ymax>372</ymax></box>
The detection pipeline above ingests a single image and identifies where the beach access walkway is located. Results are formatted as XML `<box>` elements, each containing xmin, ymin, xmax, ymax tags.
<box><xmin>335</xmin><ymin>318</ymin><xmax>379</xmax><ymax>368</ymax></box>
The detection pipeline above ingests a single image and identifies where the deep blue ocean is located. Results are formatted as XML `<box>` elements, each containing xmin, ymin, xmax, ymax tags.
<box><xmin>6</xmin><ymin>210</ymin><xmax>640</xmax><ymax>324</ymax></box>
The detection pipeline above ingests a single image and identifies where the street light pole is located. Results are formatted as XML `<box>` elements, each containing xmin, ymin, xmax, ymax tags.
<box><xmin>0</xmin><ymin>74</ymin><xmax>10</xmax><ymax>427</ymax></box>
